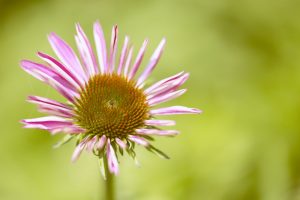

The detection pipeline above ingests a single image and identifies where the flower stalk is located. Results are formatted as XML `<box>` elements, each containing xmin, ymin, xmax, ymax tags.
<box><xmin>104</xmin><ymin>156</ymin><xmax>115</xmax><ymax>200</ymax></box>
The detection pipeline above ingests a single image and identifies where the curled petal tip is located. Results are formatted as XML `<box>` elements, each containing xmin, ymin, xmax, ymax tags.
<box><xmin>75</xmin><ymin>23</ymin><xmax>83</xmax><ymax>32</ymax></box>
<box><xmin>47</xmin><ymin>32</ymin><xmax>57</xmax><ymax>39</ymax></box>
<box><xmin>20</xmin><ymin>60</ymin><xmax>26</xmax><ymax>67</ymax></box>
<box><xmin>20</xmin><ymin>60</ymin><xmax>29</xmax><ymax>68</ymax></box>
<box><xmin>160</xmin><ymin>38</ymin><xmax>166</xmax><ymax>46</ymax></box>
<box><xmin>185</xmin><ymin>108</ymin><xmax>202</xmax><ymax>114</ymax></box>
<box><xmin>193</xmin><ymin>108</ymin><xmax>203</xmax><ymax>114</ymax></box>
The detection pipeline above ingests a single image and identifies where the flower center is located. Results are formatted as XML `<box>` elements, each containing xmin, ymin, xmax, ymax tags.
<box><xmin>74</xmin><ymin>73</ymin><xmax>149</xmax><ymax>138</ymax></box>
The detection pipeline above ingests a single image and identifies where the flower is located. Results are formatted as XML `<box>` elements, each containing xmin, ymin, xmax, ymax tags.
<box><xmin>20</xmin><ymin>21</ymin><xmax>201</xmax><ymax>175</ymax></box>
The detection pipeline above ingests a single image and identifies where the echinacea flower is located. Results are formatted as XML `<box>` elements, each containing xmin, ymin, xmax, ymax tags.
<box><xmin>21</xmin><ymin>22</ymin><xmax>201</xmax><ymax>175</ymax></box>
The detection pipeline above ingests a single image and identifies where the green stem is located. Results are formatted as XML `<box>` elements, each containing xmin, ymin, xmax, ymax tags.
<box><xmin>103</xmin><ymin>156</ymin><xmax>115</xmax><ymax>200</ymax></box>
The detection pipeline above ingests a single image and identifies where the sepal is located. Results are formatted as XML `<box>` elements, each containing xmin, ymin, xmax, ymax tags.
<box><xmin>53</xmin><ymin>134</ymin><xmax>75</xmax><ymax>148</ymax></box>
<box><xmin>146</xmin><ymin>145</ymin><xmax>170</xmax><ymax>159</ymax></box>
<box><xmin>98</xmin><ymin>158</ymin><xmax>107</xmax><ymax>180</ymax></box>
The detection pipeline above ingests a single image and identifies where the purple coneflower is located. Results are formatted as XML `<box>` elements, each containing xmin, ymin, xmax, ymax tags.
<box><xmin>21</xmin><ymin>22</ymin><xmax>201</xmax><ymax>176</ymax></box>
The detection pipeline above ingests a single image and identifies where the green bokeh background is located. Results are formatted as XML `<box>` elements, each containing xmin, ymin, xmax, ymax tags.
<box><xmin>1</xmin><ymin>0</ymin><xmax>300</xmax><ymax>199</ymax></box>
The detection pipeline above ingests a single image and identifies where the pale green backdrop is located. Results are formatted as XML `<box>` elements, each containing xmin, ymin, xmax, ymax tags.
<box><xmin>1</xmin><ymin>0</ymin><xmax>300</xmax><ymax>199</ymax></box>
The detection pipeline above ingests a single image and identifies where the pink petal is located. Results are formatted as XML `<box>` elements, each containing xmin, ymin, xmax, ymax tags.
<box><xmin>137</xmin><ymin>38</ymin><xmax>166</xmax><ymax>86</ymax></box>
<box><xmin>75</xmin><ymin>23</ymin><xmax>99</xmax><ymax>77</ymax></box>
<box><xmin>128</xmin><ymin>135</ymin><xmax>149</xmax><ymax>146</ymax></box>
<box><xmin>37</xmin><ymin>52</ymin><xmax>82</xmax><ymax>89</ymax></box>
<box><xmin>20</xmin><ymin>60</ymin><xmax>78</xmax><ymax>102</ymax></box>
<box><xmin>74</xmin><ymin>36</ymin><xmax>90</xmax><ymax>78</ymax></box>
<box><xmin>147</xmin><ymin>73</ymin><xmax>189</xmax><ymax>99</ymax></box>
<box><xmin>147</xmin><ymin>89</ymin><xmax>187</xmax><ymax>106</ymax></box>
<box><xmin>27</xmin><ymin>96</ymin><xmax>74</xmax><ymax>118</ymax></box>
<box><xmin>150</xmin><ymin>106</ymin><xmax>202</xmax><ymax>115</ymax></box>
<box><xmin>144</xmin><ymin>71</ymin><xmax>185</xmax><ymax>95</ymax></box>
<box><xmin>27</xmin><ymin>96</ymin><xmax>72</xmax><ymax>109</ymax></box>
<box><xmin>48</xmin><ymin>32</ymin><xmax>86</xmax><ymax>84</ymax></box>
<box><xmin>37</xmin><ymin>107</ymin><xmax>73</xmax><ymax>118</ymax></box>
<box><xmin>108</xmin><ymin>25</ymin><xmax>118</xmax><ymax>73</ymax></box>
<box><xmin>123</xmin><ymin>46</ymin><xmax>133</xmax><ymax>76</ymax></box>
<box><xmin>115</xmin><ymin>138</ymin><xmax>127</xmax><ymax>149</ymax></box>
<box><xmin>106</xmin><ymin>139</ymin><xmax>119</xmax><ymax>174</ymax></box>
<box><xmin>117</xmin><ymin>36</ymin><xmax>129</xmax><ymax>75</ymax></box>
<box><xmin>22</xmin><ymin>116</ymin><xmax>73</xmax><ymax>125</ymax></box>
<box><xmin>128</xmin><ymin>39</ymin><xmax>148</xmax><ymax>80</ymax></box>
<box><xmin>144</xmin><ymin>119</ymin><xmax>176</xmax><ymax>126</ymax></box>
<box><xmin>21</xmin><ymin>116</ymin><xmax>84</xmax><ymax>134</ymax></box>
<box><xmin>93</xmin><ymin>21</ymin><xmax>108</xmax><ymax>73</ymax></box>
<box><xmin>136</xmin><ymin>129</ymin><xmax>179</xmax><ymax>136</ymax></box>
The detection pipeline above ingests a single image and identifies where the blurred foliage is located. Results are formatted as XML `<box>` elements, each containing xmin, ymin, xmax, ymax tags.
<box><xmin>1</xmin><ymin>0</ymin><xmax>300</xmax><ymax>199</ymax></box>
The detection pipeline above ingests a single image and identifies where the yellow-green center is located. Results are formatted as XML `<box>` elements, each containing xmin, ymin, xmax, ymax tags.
<box><xmin>74</xmin><ymin>73</ymin><xmax>149</xmax><ymax>138</ymax></box>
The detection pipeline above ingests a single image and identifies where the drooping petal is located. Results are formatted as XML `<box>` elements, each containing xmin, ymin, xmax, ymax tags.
<box><xmin>128</xmin><ymin>39</ymin><xmax>148</xmax><ymax>80</ymax></box>
<box><xmin>136</xmin><ymin>129</ymin><xmax>179</xmax><ymax>136</ymax></box>
<box><xmin>27</xmin><ymin>96</ymin><xmax>74</xmax><ymax>118</ymax></box>
<box><xmin>21</xmin><ymin>116</ymin><xmax>84</xmax><ymax>134</ymax></box>
<box><xmin>20</xmin><ymin>60</ymin><xmax>78</xmax><ymax>102</ymax></box>
<box><xmin>128</xmin><ymin>135</ymin><xmax>149</xmax><ymax>146</ymax></box>
<box><xmin>147</xmin><ymin>89</ymin><xmax>187</xmax><ymax>106</ymax></box>
<box><xmin>75</xmin><ymin>23</ymin><xmax>99</xmax><ymax>77</ymax></box>
<box><xmin>150</xmin><ymin>106</ymin><xmax>202</xmax><ymax>115</ymax></box>
<box><xmin>144</xmin><ymin>71</ymin><xmax>185</xmax><ymax>95</ymax></box>
<box><xmin>117</xmin><ymin>36</ymin><xmax>129</xmax><ymax>75</ymax></box>
<box><xmin>96</xmin><ymin>135</ymin><xmax>107</xmax><ymax>150</ymax></box>
<box><xmin>93</xmin><ymin>21</ymin><xmax>108</xmax><ymax>73</ymax></box>
<box><xmin>115</xmin><ymin>138</ymin><xmax>127</xmax><ymax>149</ymax></box>
<box><xmin>144</xmin><ymin>119</ymin><xmax>176</xmax><ymax>126</ymax></box>
<box><xmin>37</xmin><ymin>52</ymin><xmax>82</xmax><ymax>89</ymax></box>
<box><xmin>86</xmin><ymin>136</ymin><xmax>98</xmax><ymax>152</ymax></box>
<box><xmin>106</xmin><ymin>139</ymin><xmax>119</xmax><ymax>174</ymax></box>
<box><xmin>48</xmin><ymin>32</ymin><xmax>86</xmax><ymax>84</ymax></box>
<box><xmin>108</xmin><ymin>25</ymin><xmax>118</xmax><ymax>73</ymax></box>
<box><xmin>71</xmin><ymin>142</ymin><xmax>85</xmax><ymax>162</ymax></box>
<box><xmin>137</xmin><ymin>38</ymin><xmax>166</xmax><ymax>86</ymax></box>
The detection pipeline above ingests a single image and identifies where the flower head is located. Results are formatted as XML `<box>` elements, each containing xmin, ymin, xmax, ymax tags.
<box><xmin>21</xmin><ymin>22</ymin><xmax>201</xmax><ymax>175</ymax></box>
